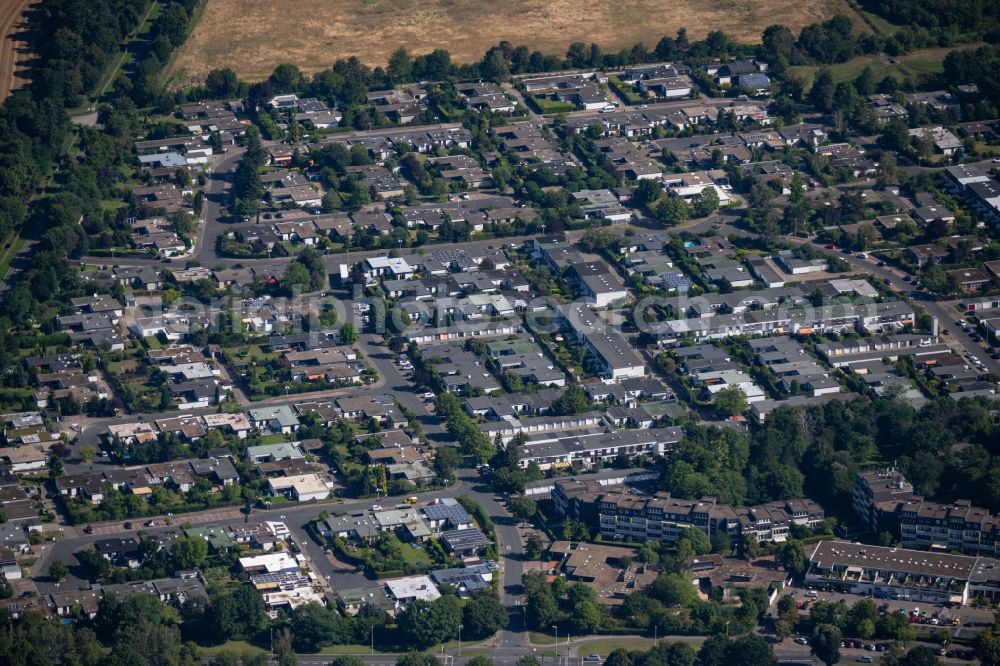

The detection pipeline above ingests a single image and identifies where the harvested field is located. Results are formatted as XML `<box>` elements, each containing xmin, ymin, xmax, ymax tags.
<box><xmin>171</xmin><ymin>0</ymin><xmax>860</xmax><ymax>83</ymax></box>
<box><xmin>0</xmin><ymin>0</ymin><xmax>35</xmax><ymax>100</ymax></box>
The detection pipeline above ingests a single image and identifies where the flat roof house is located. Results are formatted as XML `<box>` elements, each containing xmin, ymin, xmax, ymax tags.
<box><xmin>384</xmin><ymin>575</ymin><xmax>441</xmax><ymax>608</ymax></box>
<box><xmin>266</xmin><ymin>473</ymin><xmax>329</xmax><ymax>502</ymax></box>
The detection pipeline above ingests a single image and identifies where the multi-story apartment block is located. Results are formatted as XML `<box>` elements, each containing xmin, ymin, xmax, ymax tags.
<box><xmin>894</xmin><ymin>498</ymin><xmax>997</xmax><ymax>555</ymax></box>
<box><xmin>853</xmin><ymin>469</ymin><xmax>1000</xmax><ymax>556</ymax></box>
<box><xmin>553</xmin><ymin>479</ymin><xmax>825</xmax><ymax>546</ymax></box>
<box><xmin>852</xmin><ymin>468</ymin><xmax>914</xmax><ymax>531</ymax></box>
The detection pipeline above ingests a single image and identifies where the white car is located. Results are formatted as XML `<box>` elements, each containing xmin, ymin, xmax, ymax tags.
<box><xmin>794</xmin><ymin>637</ymin><xmax>809</xmax><ymax>645</ymax></box>
<box><xmin>372</xmin><ymin>504</ymin><xmax>382</xmax><ymax>511</ymax></box>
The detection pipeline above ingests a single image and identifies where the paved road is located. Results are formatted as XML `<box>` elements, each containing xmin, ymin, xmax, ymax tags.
<box><xmin>782</xmin><ymin>235</ymin><xmax>1000</xmax><ymax>376</ymax></box>
<box><xmin>35</xmin><ymin>475</ymin><xmax>472</xmax><ymax>592</ymax></box>
<box><xmin>189</xmin><ymin>148</ymin><xmax>245</xmax><ymax>263</ymax></box>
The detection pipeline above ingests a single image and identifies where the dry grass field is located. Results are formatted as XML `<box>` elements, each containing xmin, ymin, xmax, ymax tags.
<box><xmin>0</xmin><ymin>0</ymin><xmax>36</xmax><ymax>100</ymax></box>
<box><xmin>170</xmin><ymin>0</ymin><xmax>859</xmax><ymax>83</ymax></box>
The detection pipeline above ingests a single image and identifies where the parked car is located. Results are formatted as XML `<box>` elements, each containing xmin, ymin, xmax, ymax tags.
<box><xmin>856</xmin><ymin>657</ymin><xmax>873</xmax><ymax>663</ymax></box>
<box><xmin>123</xmin><ymin>522</ymin><xmax>132</xmax><ymax>529</ymax></box>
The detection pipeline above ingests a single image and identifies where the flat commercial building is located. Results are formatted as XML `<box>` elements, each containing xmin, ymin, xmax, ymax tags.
<box><xmin>806</xmin><ymin>540</ymin><xmax>1000</xmax><ymax>605</ymax></box>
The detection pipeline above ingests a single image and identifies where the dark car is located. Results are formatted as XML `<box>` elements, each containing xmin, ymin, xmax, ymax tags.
<box><xmin>83</xmin><ymin>525</ymin><xmax>94</xmax><ymax>534</ymax></box>
<box><xmin>123</xmin><ymin>521</ymin><xmax>132</xmax><ymax>529</ymax></box>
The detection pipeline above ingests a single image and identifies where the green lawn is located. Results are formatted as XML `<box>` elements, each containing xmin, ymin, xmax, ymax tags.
<box><xmin>528</xmin><ymin>96</ymin><xmax>575</xmax><ymax>114</ymax></box>
<box><xmin>259</xmin><ymin>433</ymin><xmax>292</xmax><ymax>445</ymax></box>
<box><xmin>397</xmin><ymin>538</ymin><xmax>431</xmax><ymax>568</ymax></box>
<box><xmin>574</xmin><ymin>638</ymin><xmax>661</xmax><ymax>656</ymax></box>
<box><xmin>0</xmin><ymin>234</ymin><xmax>28</xmax><ymax>282</ymax></box>
<box><xmin>530</xmin><ymin>632</ymin><xmax>560</xmax><ymax>645</ymax></box>
<box><xmin>317</xmin><ymin>644</ymin><xmax>376</xmax><ymax>655</ymax></box>
<box><xmin>789</xmin><ymin>49</ymin><xmax>946</xmax><ymax>88</ymax></box>
<box><xmin>197</xmin><ymin>640</ymin><xmax>267</xmax><ymax>656</ymax></box>
<box><xmin>860</xmin><ymin>10</ymin><xmax>905</xmax><ymax>35</ymax></box>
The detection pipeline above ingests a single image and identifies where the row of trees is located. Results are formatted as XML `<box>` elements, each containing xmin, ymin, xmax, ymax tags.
<box><xmin>436</xmin><ymin>391</ymin><xmax>496</xmax><ymax>463</ymax></box>
<box><xmin>656</xmin><ymin>388</ymin><xmax>1000</xmax><ymax>514</ymax></box>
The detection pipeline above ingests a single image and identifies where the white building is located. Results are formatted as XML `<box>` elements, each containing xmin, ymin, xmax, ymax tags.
<box><xmin>384</xmin><ymin>575</ymin><xmax>441</xmax><ymax>608</ymax></box>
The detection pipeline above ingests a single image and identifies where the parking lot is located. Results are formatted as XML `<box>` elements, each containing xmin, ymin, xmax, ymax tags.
<box><xmin>776</xmin><ymin>583</ymin><xmax>996</xmax><ymax>643</ymax></box>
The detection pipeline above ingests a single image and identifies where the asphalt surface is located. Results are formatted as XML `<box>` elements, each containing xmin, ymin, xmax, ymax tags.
<box><xmin>781</xmin><ymin>236</ymin><xmax>1000</xmax><ymax>376</ymax></box>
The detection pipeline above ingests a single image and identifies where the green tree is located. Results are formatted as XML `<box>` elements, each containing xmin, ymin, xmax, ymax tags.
<box><xmin>273</xmin><ymin>627</ymin><xmax>296</xmax><ymax>666</ymax></box>
<box><xmin>692</xmin><ymin>187</ymin><xmax>720</xmax><ymax>218</ymax></box>
<box><xmin>729</xmin><ymin>634</ymin><xmax>775</xmax><ymax>666</ymax></box>
<box><xmin>675</xmin><ymin>527</ymin><xmax>711</xmax><ymax>562</ymax></box>
<box><xmin>810</xmin><ymin>623</ymin><xmax>842</xmax><ymax>666</ymax></box>
<box><xmin>331</xmin><ymin>658</ymin><xmax>367</xmax><ymax>666</ymax></box>
<box><xmin>550</xmin><ymin>385</ymin><xmax>589</xmax><ymax>416</ymax></box>
<box><xmin>396</xmin><ymin>655</ymin><xmax>440</xmax><ymax>666</ymax></box>
<box><xmin>570</xmin><ymin>599</ymin><xmax>602</xmax><ymax>634</ymax></box>
<box><xmin>171</xmin><ymin>536</ymin><xmax>208</xmax><ymax>569</ymax></box>
<box><xmin>47</xmin><ymin>453</ymin><xmax>64</xmax><ymax>479</ymax></box>
<box><xmin>462</xmin><ymin>592</ymin><xmax>508</xmax><ymax>638</ymax></box>
<box><xmin>283</xmin><ymin>261</ymin><xmax>312</xmax><ymax>291</ymax></box>
<box><xmin>696</xmin><ymin>635</ymin><xmax>731</xmax><ymax>666</ymax></box>
<box><xmin>714</xmin><ymin>386</ymin><xmax>748</xmax><ymax>418</ymax></box>
<box><xmin>776</xmin><ymin>540</ymin><xmax>806</xmax><ymax>574</ymax></box>
<box><xmin>388</xmin><ymin>48</ymin><xmax>414</xmax><ymax>82</ymax></box>
<box><xmin>975</xmin><ymin>631</ymin><xmax>1000</xmax><ymax>666</ymax></box>
<box><xmin>209</xmin><ymin>585</ymin><xmax>269</xmax><ymax>641</ymax></box>
<box><xmin>467</xmin><ymin>658</ymin><xmax>495</xmax><ymax>666</ymax></box>
<box><xmin>397</xmin><ymin>597</ymin><xmax>462</xmax><ymax>650</ymax></box>
<box><xmin>508</xmin><ymin>496</ymin><xmax>537</xmax><ymax>520</ymax></box>
<box><xmin>525</xmin><ymin>532</ymin><xmax>544</xmax><ymax>559</ymax></box>
<box><xmin>740</xmin><ymin>532</ymin><xmax>760</xmax><ymax>563</ymax></box>
<box><xmin>526</xmin><ymin>588</ymin><xmax>559</xmax><ymax>631</ymax></box>
<box><xmin>655</xmin><ymin>195</ymin><xmax>690</xmax><ymax>226</ymax></box>
<box><xmin>649</xmin><ymin>572</ymin><xmax>697</xmax><ymax>607</ymax></box>
<box><xmin>809</xmin><ymin>69</ymin><xmax>836</xmax><ymax>113</ymax></box>
<box><xmin>846</xmin><ymin>599</ymin><xmax>878</xmax><ymax>639</ymax></box>
<box><xmin>291</xmin><ymin>603</ymin><xmax>351</xmax><ymax>652</ymax></box>
<box><xmin>604</xmin><ymin>649</ymin><xmax>633</xmax><ymax>666</ymax></box>
<box><xmin>433</xmin><ymin>446</ymin><xmax>462</xmax><ymax>481</ymax></box>
<box><xmin>49</xmin><ymin>560</ymin><xmax>68</xmax><ymax>582</ymax></box>
<box><xmin>340</xmin><ymin>322</ymin><xmax>360</xmax><ymax>344</ymax></box>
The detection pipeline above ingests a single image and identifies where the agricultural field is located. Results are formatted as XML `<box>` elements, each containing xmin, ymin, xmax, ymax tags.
<box><xmin>0</xmin><ymin>0</ymin><xmax>36</xmax><ymax>100</ymax></box>
<box><xmin>170</xmin><ymin>0</ymin><xmax>858</xmax><ymax>83</ymax></box>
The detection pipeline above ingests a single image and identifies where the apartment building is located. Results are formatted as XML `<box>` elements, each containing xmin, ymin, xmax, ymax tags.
<box><xmin>852</xmin><ymin>468</ymin><xmax>915</xmax><ymax>531</ymax></box>
<box><xmin>853</xmin><ymin>468</ymin><xmax>1000</xmax><ymax>556</ymax></box>
<box><xmin>553</xmin><ymin>478</ymin><xmax>824</xmax><ymax>546</ymax></box>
